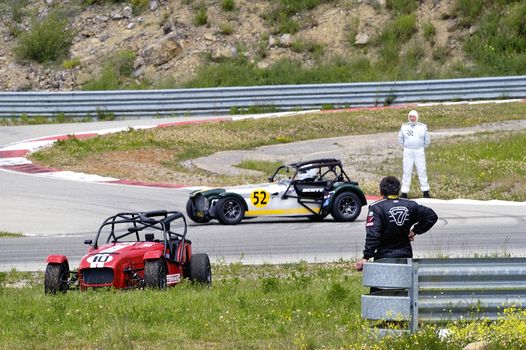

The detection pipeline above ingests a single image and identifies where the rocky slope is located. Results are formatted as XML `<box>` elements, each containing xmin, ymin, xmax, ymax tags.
<box><xmin>0</xmin><ymin>0</ymin><xmax>465</xmax><ymax>91</ymax></box>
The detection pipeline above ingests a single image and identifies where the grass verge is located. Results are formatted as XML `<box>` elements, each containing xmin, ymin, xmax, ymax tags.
<box><xmin>1</xmin><ymin>262</ymin><xmax>525</xmax><ymax>349</ymax></box>
<box><xmin>29</xmin><ymin>102</ymin><xmax>526</xmax><ymax>200</ymax></box>
<box><xmin>0</xmin><ymin>231</ymin><xmax>23</xmax><ymax>238</ymax></box>
<box><xmin>374</xmin><ymin>130</ymin><xmax>526</xmax><ymax>201</ymax></box>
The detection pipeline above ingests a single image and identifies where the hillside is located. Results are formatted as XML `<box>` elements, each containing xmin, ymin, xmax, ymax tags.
<box><xmin>0</xmin><ymin>0</ymin><xmax>524</xmax><ymax>91</ymax></box>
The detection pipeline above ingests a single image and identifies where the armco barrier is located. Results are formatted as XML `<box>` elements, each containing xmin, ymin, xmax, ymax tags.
<box><xmin>361</xmin><ymin>258</ymin><xmax>526</xmax><ymax>334</ymax></box>
<box><xmin>1</xmin><ymin>75</ymin><xmax>525</xmax><ymax>118</ymax></box>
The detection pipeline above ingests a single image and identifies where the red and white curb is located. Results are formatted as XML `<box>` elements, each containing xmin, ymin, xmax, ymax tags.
<box><xmin>0</xmin><ymin>118</ymin><xmax>229</xmax><ymax>188</ymax></box>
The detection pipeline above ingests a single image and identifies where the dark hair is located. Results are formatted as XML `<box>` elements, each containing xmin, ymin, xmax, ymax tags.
<box><xmin>379</xmin><ymin>176</ymin><xmax>401</xmax><ymax>196</ymax></box>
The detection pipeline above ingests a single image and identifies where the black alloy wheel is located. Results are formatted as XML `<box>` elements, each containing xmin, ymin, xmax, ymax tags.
<box><xmin>216</xmin><ymin>197</ymin><xmax>245</xmax><ymax>225</ymax></box>
<box><xmin>331</xmin><ymin>191</ymin><xmax>362</xmax><ymax>222</ymax></box>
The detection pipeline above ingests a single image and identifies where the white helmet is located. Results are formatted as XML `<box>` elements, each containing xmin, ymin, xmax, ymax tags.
<box><xmin>408</xmin><ymin>110</ymin><xmax>419</xmax><ymax>125</ymax></box>
<box><xmin>297</xmin><ymin>168</ymin><xmax>317</xmax><ymax>181</ymax></box>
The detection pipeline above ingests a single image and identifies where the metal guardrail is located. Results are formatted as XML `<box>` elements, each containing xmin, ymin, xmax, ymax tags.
<box><xmin>1</xmin><ymin>75</ymin><xmax>525</xmax><ymax>118</ymax></box>
<box><xmin>361</xmin><ymin>258</ymin><xmax>526</xmax><ymax>334</ymax></box>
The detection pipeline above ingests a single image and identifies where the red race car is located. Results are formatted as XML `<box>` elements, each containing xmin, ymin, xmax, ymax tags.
<box><xmin>44</xmin><ymin>210</ymin><xmax>211</xmax><ymax>294</ymax></box>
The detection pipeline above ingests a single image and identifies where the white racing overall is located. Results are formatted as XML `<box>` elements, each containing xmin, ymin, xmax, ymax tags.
<box><xmin>398</xmin><ymin>121</ymin><xmax>430</xmax><ymax>193</ymax></box>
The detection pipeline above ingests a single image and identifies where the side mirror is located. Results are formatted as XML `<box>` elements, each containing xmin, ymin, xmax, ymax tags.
<box><xmin>84</xmin><ymin>239</ymin><xmax>93</xmax><ymax>245</ymax></box>
<box><xmin>268</xmin><ymin>176</ymin><xmax>274</xmax><ymax>182</ymax></box>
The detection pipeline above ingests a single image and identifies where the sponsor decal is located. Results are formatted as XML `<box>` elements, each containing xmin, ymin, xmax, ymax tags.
<box><xmin>250</xmin><ymin>189</ymin><xmax>269</xmax><ymax>208</ymax></box>
<box><xmin>302</xmin><ymin>188</ymin><xmax>324</xmax><ymax>193</ymax></box>
<box><xmin>388</xmin><ymin>206</ymin><xmax>410</xmax><ymax>226</ymax></box>
<box><xmin>87</xmin><ymin>254</ymin><xmax>114</xmax><ymax>268</ymax></box>
<box><xmin>366</xmin><ymin>211</ymin><xmax>374</xmax><ymax>227</ymax></box>
<box><xmin>167</xmin><ymin>274</ymin><xmax>181</xmax><ymax>284</ymax></box>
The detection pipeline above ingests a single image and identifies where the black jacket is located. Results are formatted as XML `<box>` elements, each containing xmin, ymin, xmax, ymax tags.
<box><xmin>363</xmin><ymin>197</ymin><xmax>438</xmax><ymax>260</ymax></box>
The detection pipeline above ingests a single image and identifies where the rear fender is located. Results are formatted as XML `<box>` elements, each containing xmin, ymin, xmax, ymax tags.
<box><xmin>143</xmin><ymin>250</ymin><xmax>163</xmax><ymax>261</ymax></box>
<box><xmin>330</xmin><ymin>185</ymin><xmax>368</xmax><ymax>207</ymax></box>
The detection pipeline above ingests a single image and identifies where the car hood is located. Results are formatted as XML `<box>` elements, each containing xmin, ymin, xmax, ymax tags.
<box><xmin>80</xmin><ymin>242</ymin><xmax>164</xmax><ymax>269</ymax></box>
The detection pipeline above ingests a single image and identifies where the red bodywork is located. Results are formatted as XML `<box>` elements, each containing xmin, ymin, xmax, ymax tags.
<box><xmin>45</xmin><ymin>210</ymin><xmax>207</xmax><ymax>292</ymax></box>
<box><xmin>72</xmin><ymin>241</ymin><xmax>192</xmax><ymax>289</ymax></box>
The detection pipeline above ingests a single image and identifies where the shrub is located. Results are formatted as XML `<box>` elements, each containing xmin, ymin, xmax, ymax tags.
<box><xmin>345</xmin><ymin>16</ymin><xmax>360</xmax><ymax>46</ymax></box>
<box><xmin>462</xmin><ymin>1</ymin><xmax>526</xmax><ymax>75</ymax></box>
<box><xmin>423</xmin><ymin>21</ymin><xmax>436</xmax><ymax>43</ymax></box>
<box><xmin>454</xmin><ymin>0</ymin><xmax>485</xmax><ymax>27</ymax></box>
<box><xmin>267</xmin><ymin>0</ymin><xmax>335</xmax><ymax>34</ymax></box>
<box><xmin>377</xmin><ymin>14</ymin><xmax>417</xmax><ymax>48</ymax></box>
<box><xmin>15</xmin><ymin>12</ymin><xmax>74</xmax><ymax>63</ymax></box>
<box><xmin>83</xmin><ymin>50</ymin><xmax>136</xmax><ymax>90</ymax></box>
<box><xmin>385</xmin><ymin>0</ymin><xmax>418</xmax><ymax>15</ymax></box>
<box><xmin>194</xmin><ymin>3</ymin><xmax>208</xmax><ymax>26</ymax></box>
<box><xmin>219</xmin><ymin>22</ymin><xmax>234</xmax><ymax>35</ymax></box>
<box><xmin>131</xmin><ymin>0</ymin><xmax>148</xmax><ymax>15</ymax></box>
<box><xmin>221</xmin><ymin>0</ymin><xmax>235</xmax><ymax>11</ymax></box>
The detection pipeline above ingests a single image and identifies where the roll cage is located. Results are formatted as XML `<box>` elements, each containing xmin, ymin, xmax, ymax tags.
<box><xmin>86</xmin><ymin>210</ymin><xmax>188</xmax><ymax>263</ymax></box>
<box><xmin>267</xmin><ymin>158</ymin><xmax>356</xmax><ymax>215</ymax></box>
<box><xmin>269</xmin><ymin>158</ymin><xmax>352</xmax><ymax>194</ymax></box>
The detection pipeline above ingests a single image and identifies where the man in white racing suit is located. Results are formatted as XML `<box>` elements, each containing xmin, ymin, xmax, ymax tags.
<box><xmin>398</xmin><ymin>110</ymin><xmax>431</xmax><ymax>198</ymax></box>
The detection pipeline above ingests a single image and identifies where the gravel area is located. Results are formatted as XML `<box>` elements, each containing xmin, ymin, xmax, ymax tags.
<box><xmin>189</xmin><ymin>120</ymin><xmax>526</xmax><ymax>186</ymax></box>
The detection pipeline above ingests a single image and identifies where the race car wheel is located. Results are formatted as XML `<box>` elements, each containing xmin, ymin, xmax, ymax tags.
<box><xmin>331</xmin><ymin>191</ymin><xmax>362</xmax><ymax>222</ymax></box>
<box><xmin>44</xmin><ymin>263</ymin><xmax>69</xmax><ymax>294</ymax></box>
<box><xmin>186</xmin><ymin>198</ymin><xmax>210</xmax><ymax>224</ymax></box>
<box><xmin>189</xmin><ymin>253</ymin><xmax>212</xmax><ymax>286</ymax></box>
<box><xmin>216</xmin><ymin>196</ymin><xmax>245</xmax><ymax>225</ymax></box>
<box><xmin>144</xmin><ymin>259</ymin><xmax>167</xmax><ymax>289</ymax></box>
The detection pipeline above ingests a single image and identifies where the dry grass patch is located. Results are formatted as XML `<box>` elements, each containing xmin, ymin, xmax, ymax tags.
<box><xmin>30</xmin><ymin>102</ymin><xmax>526</xmax><ymax>197</ymax></box>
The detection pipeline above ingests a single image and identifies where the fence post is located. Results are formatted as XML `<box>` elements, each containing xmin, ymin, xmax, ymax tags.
<box><xmin>410</xmin><ymin>259</ymin><xmax>419</xmax><ymax>333</ymax></box>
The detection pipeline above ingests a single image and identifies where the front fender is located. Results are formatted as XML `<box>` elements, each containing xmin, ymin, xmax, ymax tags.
<box><xmin>190</xmin><ymin>188</ymin><xmax>226</xmax><ymax>199</ymax></box>
<box><xmin>47</xmin><ymin>255</ymin><xmax>68</xmax><ymax>265</ymax></box>
<box><xmin>144</xmin><ymin>250</ymin><xmax>163</xmax><ymax>261</ymax></box>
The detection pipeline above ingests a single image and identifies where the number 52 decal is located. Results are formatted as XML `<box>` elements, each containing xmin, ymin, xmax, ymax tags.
<box><xmin>251</xmin><ymin>190</ymin><xmax>269</xmax><ymax>208</ymax></box>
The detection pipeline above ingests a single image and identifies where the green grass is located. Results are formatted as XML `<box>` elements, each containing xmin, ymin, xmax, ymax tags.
<box><xmin>82</xmin><ymin>50</ymin><xmax>136</xmax><ymax>90</ymax></box>
<box><xmin>234</xmin><ymin>160</ymin><xmax>283</xmax><ymax>176</ymax></box>
<box><xmin>385</xmin><ymin>0</ymin><xmax>418</xmax><ymax>15</ymax></box>
<box><xmin>375</xmin><ymin>130</ymin><xmax>526</xmax><ymax>201</ymax></box>
<box><xmin>462</xmin><ymin>1</ymin><xmax>526</xmax><ymax>76</ymax></box>
<box><xmin>30</xmin><ymin>102</ymin><xmax>526</xmax><ymax>200</ymax></box>
<box><xmin>266</xmin><ymin>0</ymin><xmax>335</xmax><ymax>34</ymax></box>
<box><xmin>221</xmin><ymin>0</ymin><xmax>235</xmax><ymax>11</ymax></box>
<box><xmin>1</xmin><ymin>263</ymin><xmax>526</xmax><ymax>349</ymax></box>
<box><xmin>0</xmin><ymin>114</ymin><xmax>95</xmax><ymax>126</ymax></box>
<box><xmin>0</xmin><ymin>231</ymin><xmax>23</xmax><ymax>238</ymax></box>
<box><xmin>194</xmin><ymin>2</ymin><xmax>208</xmax><ymax>26</ymax></box>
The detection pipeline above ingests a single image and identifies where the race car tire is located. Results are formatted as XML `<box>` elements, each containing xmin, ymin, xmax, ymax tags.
<box><xmin>144</xmin><ymin>259</ymin><xmax>167</xmax><ymax>289</ymax></box>
<box><xmin>216</xmin><ymin>196</ymin><xmax>245</xmax><ymax>225</ymax></box>
<box><xmin>186</xmin><ymin>198</ymin><xmax>210</xmax><ymax>224</ymax></box>
<box><xmin>189</xmin><ymin>253</ymin><xmax>212</xmax><ymax>286</ymax></box>
<box><xmin>330</xmin><ymin>191</ymin><xmax>362</xmax><ymax>222</ymax></box>
<box><xmin>44</xmin><ymin>263</ymin><xmax>69</xmax><ymax>294</ymax></box>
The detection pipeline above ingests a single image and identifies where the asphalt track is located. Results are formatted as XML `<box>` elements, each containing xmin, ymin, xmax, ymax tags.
<box><xmin>1</xmin><ymin>115</ymin><xmax>525</xmax><ymax>271</ymax></box>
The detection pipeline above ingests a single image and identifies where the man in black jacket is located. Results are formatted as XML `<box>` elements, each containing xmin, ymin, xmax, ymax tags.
<box><xmin>355</xmin><ymin>176</ymin><xmax>438</xmax><ymax>271</ymax></box>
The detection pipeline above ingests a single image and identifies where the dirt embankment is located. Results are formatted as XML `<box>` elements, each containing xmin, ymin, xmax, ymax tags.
<box><xmin>0</xmin><ymin>0</ymin><xmax>463</xmax><ymax>91</ymax></box>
